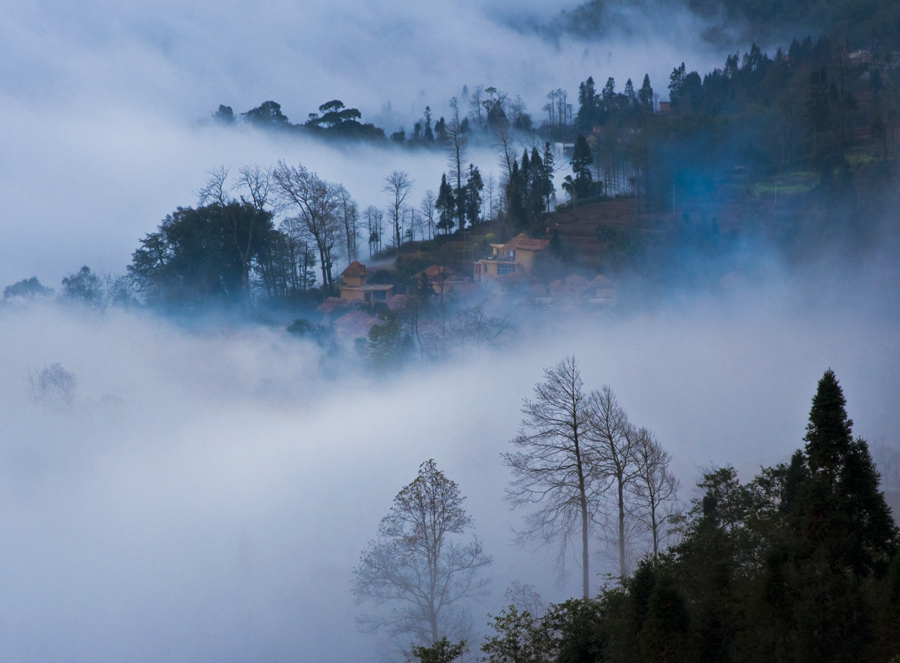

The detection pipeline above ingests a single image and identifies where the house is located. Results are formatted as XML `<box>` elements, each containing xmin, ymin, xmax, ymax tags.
<box><xmin>473</xmin><ymin>233</ymin><xmax>550</xmax><ymax>282</ymax></box>
<box><xmin>339</xmin><ymin>261</ymin><xmax>394</xmax><ymax>303</ymax></box>
<box><xmin>583</xmin><ymin>275</ymin><xmax>617</xmax><ymax>308</ymax></box>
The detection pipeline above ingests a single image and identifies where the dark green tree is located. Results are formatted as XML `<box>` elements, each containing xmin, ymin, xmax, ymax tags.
<box><xmin>3</xmin><ymin>277</ymin><xmax>53</xmax><ymax>300</ymax></box>
<box><xmin>241</xmin><ymin>100</ymin><xmax>290</xmax><ymax>126</ymax></box>
<box><xmin>435</xmin><ymin>174</ymin><xmax>456</xmax><ymax>234</ymax></box>
<box><xmin>765</xmin><ymin>370</ymin><xmax>899</xmax><ymax>663</ymax></box>
<box><xmin>464</xmin><ymin>164</ymin><xmax>483</xmax><ymax>226</ymax></box>
<box><xmin>409</xmin><ymin>637</ymin><xmax>467</xmax><ymax>663</ymax></box>
<box><xmin>563</xmin><ymin>135</ymin><xmax>593</xmax><ymax>201</ymax></box>
<box><xmin>129</xmin><ymin>202</ymin><xmax>273</xmax><ymax>308</ymax></box>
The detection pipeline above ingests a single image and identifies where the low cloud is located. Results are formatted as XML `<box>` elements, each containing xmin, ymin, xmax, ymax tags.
<box><xmin>1</xmin><ymin>263</ymin><xmax>898</xmax><ymax>661</ymax></box>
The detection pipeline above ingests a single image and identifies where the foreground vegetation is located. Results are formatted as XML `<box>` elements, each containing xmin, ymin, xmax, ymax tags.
<box><xmin>397</xmin><ymin>369</ymin><xmax>899</xmax><ymax>663</ymax></box>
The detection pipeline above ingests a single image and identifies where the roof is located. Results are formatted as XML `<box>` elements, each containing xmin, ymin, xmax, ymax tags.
<box><xmin>564</xmin><ymin>274</ymin><xmax>590</xmax><ymax>292</ymax></box>
<box><xmin>340</xmin><ymin>284</ymin><xmax>394</xmax><ymax>292</ymax></box>
<box><xmin>587</xmin><ymin>274</ymin><xmax>617</xmax><ymax>290</ymax></box>
<box><xmin>503</xmin><ymin>233</ymin><xmax>550</xmax><ymax>251</ymax></box>
<box><xmin>342</xmin><ymin>261</ymin><xmax>367</xmax><ymax>277</ymax></box>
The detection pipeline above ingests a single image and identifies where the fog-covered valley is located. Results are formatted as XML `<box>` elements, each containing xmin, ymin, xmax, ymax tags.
<box><xmin>3</xmin><ymin>0</ymin><xmax>900</xmax><ymax>660</ymax></box>
<box><xmin>2</xmin><ymin>270</ymin><xmax>898</xmax><ymax>660</ymax></box>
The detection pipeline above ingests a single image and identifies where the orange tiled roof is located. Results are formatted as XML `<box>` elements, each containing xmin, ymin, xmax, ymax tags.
<box><xmin>342</xmin><ymin>261</ymin><xmax>367</xmax><ymax>277</ymax></box>
<box><xmin>503</xmin><ymin>233</ymin><xmax>550</xmax><ymax>251</ymax></box>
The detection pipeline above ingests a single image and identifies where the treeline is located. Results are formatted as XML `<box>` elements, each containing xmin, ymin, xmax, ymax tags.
<box><xmin>547</xmin><ymin>0</ymin><xmax>900</xmax><ymax>52</ymax></box>
<box><xmin>212</xmin><ymin>99</ymin><xmax>386</xmax><ymax>141</ymax></box>
<box><xmin>211</xmin><ymin>86</ymin><xmax>535</xmax><ymax>147</ymax></box>
<box><xmin>686</xmin><ymin>0</ymin><xmax>900</xmax><ymax>50</ymax></box>
<box><xmin>397</xmin><ymin>368</ymin><xmax>900</xmax><ymax>663</ymax></box>
<box><xmin>558</xmin><ymin>35</ymin><xmax>900</xmax><ymax>218</ymax></box>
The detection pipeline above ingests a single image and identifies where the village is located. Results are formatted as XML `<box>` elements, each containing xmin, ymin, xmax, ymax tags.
<box><xmin>314</xmin><ymin>231</ymin><xmax>619</xmax><ymax>344</ymax></box>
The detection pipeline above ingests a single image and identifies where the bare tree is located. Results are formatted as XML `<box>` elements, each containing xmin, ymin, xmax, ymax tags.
<box><xmin>29</xmin><ymin>363</ymin><xmax>76</xmax><ymax>407</ymax></box>
<box><xmin>468</xmin><ymin>85</ymin><xmax>485</xmax><ymax>130</ymax></box>
<box><xmin>365</xmin><ymin>205</ymin><xmax>384</xmax><ymax>256</ymax></box>
<box><xmin>420</xmin><ymin>191</ymin><xmax>437</xmax><ymax>240</ymax></box>
<box><xmin>628</xmin><ymin>428</ymin><xmax>680</xmax><ymax>557</ymax></box>
<box><xmin>587</xmin><ymin>386</ymin><xmax>638</xmax><ymax>579</ymax></box>
<box><xmin>353</xmin><ymin>459</ymin><xmax>492</xmax><ymax>647</ymax></box>
<box><xmin>279</xmin><ymin>216</ymin><xmax>319</xmax><ymax>292</ymax></box>
<box><xmin>384</xmin><ymin>171</ymin><xmax>414</xmax><ymax>249</ymax></box>
<box><xmin>235</xmin><ymin>163</ymin><xmax>272</xmax><ymax>211</ymax></box>
<box><xmin>272</xmin><ymin>160</ymin><xmax>343</xmax><ymax>289</ymax></box>
<box><xmin>446</xmin><ymin>98</ymin><xmax>468</xmax><ymax>229</ymax></box>
<box><xmin>493</xmin><ymin>123</ymin><xmax>515</xmax><ymax>187</ymax></box>
<box><xmin>502</xmin><ymin>357</ymin><xmax>600</xmax><ymax>598</ymax></box>
<box><xmin>484</xmin><ymin>174</ymin><xmax>497</xmax><ymax>222</ymax></box>
<box><xmin>336</xmin><ymin>185</ymin><xmax>360</xmax><ymax>263</ymax></box>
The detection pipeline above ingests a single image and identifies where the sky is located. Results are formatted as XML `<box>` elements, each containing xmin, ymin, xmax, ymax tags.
<box><xmin>1</xmin><ymin>1</ymin><xmax>899</xmax><ymax>662</ymax></box>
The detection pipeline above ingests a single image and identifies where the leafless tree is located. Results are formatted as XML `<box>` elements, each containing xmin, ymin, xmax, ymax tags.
<box><xmin>235</xmin><ymin>163</ymin><xmax>272</xmax><ymax>211</ymax></box>
<box><xmin>587</xmin><ymin>386</ymin><xmax>639</xmax><ymax>579</ymax></box>
<box><xmin>365</xmin><ymin>205</ymin><xmax>385</xmax><ymax>256</ymax></box>
<box><xmin>420</xmin><ymin>190</ymin><xmax>437</xmax><ymax>240</ymax></box>
<box><xmin>446</xmin><ymin>98</ymin><xmax>468</xmax><ymax>228</ymax></box>
<box><xmin>469</xmin><ymin>85</ymin><xmax>485</xmax><ymax>130</ymax></box>
<box><xmin>29</xmin><ymin>363</ymin><xmax>76</xmax><ymax>407</ymax></box>
<box><xmin>272</xmin><ymin>160</ymin><xmax>344</xmax><ymax>288</ymax></box>
<box><xmin>353</xmin><ymin>459</ymin><xmax>492</xmax><ymax>647</ymax></box>
<box><xmin>484</xmin><ymin>173</ymin><xmax>498</xmax><ymax>221</ymax></box>
<box><xmin>197</xmin><ymin>165</ymin><xmax>230</xmax><ymax>207</ymax></box>
<box><xmin>384</xmin><ymin>171</ymin><xmax>414</xmax><ymax>249</ymax></box>
<box><xmin>493</xmin><ymin>123</ymin><xmax>515</xmax><ymax>187</ymax></box>
<box><xmin>278</xmin><ymin>217</ymin><xmax>319</xmax><ymax>292</ymax></box>
<box><xmin>509</xmin><ymin>95</ymin><xmax>528</xmax><ymax>129</ymax></box>
<box><xmin>336</xmin><ymin>185</ymin><xmax>360</xmax><ymax>263</ymax></box>
<box><xmin>450</xmin><ymin>302</ymin><xmax>511</xmax><ymax>351</ymax></box>
<box><xmin>628</xmin><ymin>427</ymin><xmax>680</xmax><ymax>558</ymax></box>
<box><xmin>503</xmin><ymin>356</ymin><xmax>601</xmax><ymax>598</ymax></box>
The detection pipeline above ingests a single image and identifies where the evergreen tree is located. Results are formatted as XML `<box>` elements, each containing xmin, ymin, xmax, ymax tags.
<box><xmin>795</xmin><ymin>369</ymin><xmax>898</xmax><ymax>577</ymax></box>
<box><xmin>540</xmin><ymin>142</ymin><xmax>556</xmax><ymax>211</ymax></box>
<box><xmin>435</xmin><ymin>174</ymin><xmax>456</xmax><ymax>234</ymax></box>
<box><xmin>464</xmin><ymin>164</ymin><xmax>484</xmax><ymax>227</ymax></box>
<box><xmin>775</xmin><ymin>370</ymin><xmax>899</xmax><ymax>663</ymax></box>
<box><xmin>564</xmin><ymin>135</ymin><xmax>593</xmax><ymax>201</ymax></box>
<box><xmin>638</xmin><ymin>74</ymin><xmax>654</xmax><ymax>113</ymax></box>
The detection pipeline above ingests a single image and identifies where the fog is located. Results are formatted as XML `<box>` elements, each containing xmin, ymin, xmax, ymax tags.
<box><xmin>2</xmin><ymin>264</ymin><xmax>899</xmax><ymax>661</ymax></box>
<box><xmin>1</xmin><ymin>1</ymin><xmax>898</xmax><ymax>661</ymax></box>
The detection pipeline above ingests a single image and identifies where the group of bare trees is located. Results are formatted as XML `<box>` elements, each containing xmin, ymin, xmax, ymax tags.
<box><xmin>503</xmin><ymin>356</ymin><xmax>679</xmax><ymax>596</ymax></box>
<box><xmin>351</xmin><ymin>357</ymin><xmax>680</xmax><ymax>658</ymax></box>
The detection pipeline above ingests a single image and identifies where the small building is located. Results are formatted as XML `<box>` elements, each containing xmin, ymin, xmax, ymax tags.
<box><xmin>473</xmin><ymin>233</ymin><xmax>550</xmax><ymax>282</ymax></box>
<box><xmin>339</xmin><ymin>261</ymin><xmax>394</xmax><ymax>303</ymax></box>
<box><xmin>584</xmin><ymin>275</ymin><xmax>617</xmax><ymax>308</ymax></box>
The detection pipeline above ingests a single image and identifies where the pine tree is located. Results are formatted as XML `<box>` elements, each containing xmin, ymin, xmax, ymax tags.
<box><xmin>568</xmin><ymin>135</ymin><xmax>593</xmax><ymax>200</ymax></box>
<box><xmin>779</xmin><ymin>370</ymin><xmax>899</xmax><ymax>663</ymax></box>
<box><xmin>435</xmin><ymin>174</ymin><xmax>456</xmax><ymax>235</ymax></box>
